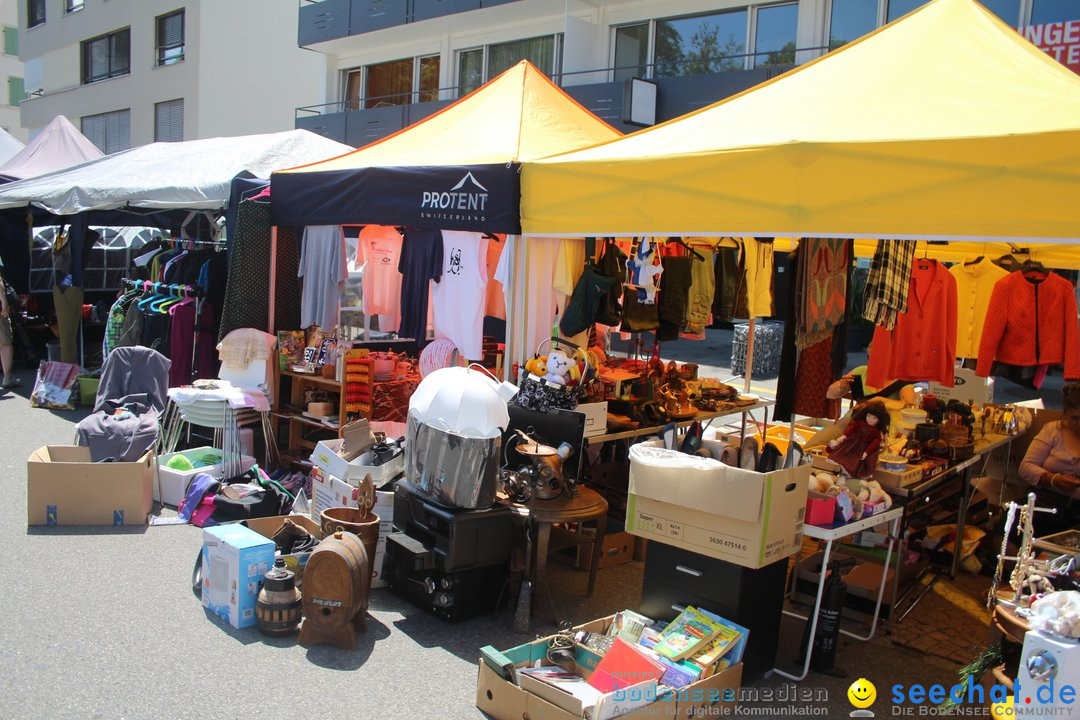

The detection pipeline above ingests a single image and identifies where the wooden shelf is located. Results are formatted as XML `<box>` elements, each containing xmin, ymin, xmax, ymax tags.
<box><xmin>280</xmin><ymin>370</ymin><xmax>341</xmax><ymax>389</ymax></box>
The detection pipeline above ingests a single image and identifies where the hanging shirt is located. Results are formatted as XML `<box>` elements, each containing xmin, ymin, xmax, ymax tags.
<box><xmin>976</xmin><ymin>270</ymin><xmax>1080</xmax><ymax>381</ymax></box>
<box><xmin>949</xmin><ymin>257</ymin><xmax>1009</xmax><ymax>359</ymax></box>
<box><xmin>359</xmin><ymin>225</ymin><xmax>404</xmax><ymax>333</ymax></box>
<box><xmin>495</xmin><ymin>237</ymin><xmax>564</xmax><ymax>358</ymax></box>
<box><xmin>741</xmin><ymin>237</ymin><xmax>775</xmax><ymax>318</ymax></box>
<box><xmin>431</xmin><ymin>231</ymin><xmax>488</xmax><ymax>360</ymax></box>
<box><xmin>484</xmin><ymin>236</ymin><xmax>506</xmax><ymax>320</ymax></box>
<box><xmin>866</xmin><ymin>258</ymin><xmax>957</xmax><ymax>388</ymax></box>
<box><xmin>298</xmin><ymin>225</ymin><xmax>348</xmax><ymax>331</ymax></box>
<box><xmin>397</xmin><ymin>228</ymin><xmax>443</xmax><ymax>343</ymax></box>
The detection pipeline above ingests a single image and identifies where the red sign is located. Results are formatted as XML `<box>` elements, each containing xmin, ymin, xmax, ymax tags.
<box><xmin>1021</xmin><ymin>20</ymin><xmax>1080</xmax><ymax>74</ymax></box>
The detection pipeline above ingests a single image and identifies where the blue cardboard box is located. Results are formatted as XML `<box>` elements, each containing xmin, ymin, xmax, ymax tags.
<box><xmin>201</xmin><ymin>524</ymin><xmax>275</xmax><ymax>629</ymax></box>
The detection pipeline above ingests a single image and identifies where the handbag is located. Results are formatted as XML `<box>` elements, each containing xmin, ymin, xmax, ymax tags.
<box><xmin>595</xmin><ymin>238</ymin><xmax>626</xmax><ymax>326</ymax></box>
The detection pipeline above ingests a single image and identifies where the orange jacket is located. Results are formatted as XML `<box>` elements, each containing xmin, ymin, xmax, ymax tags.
<box><xmin>867</xmin><ymin>259</ymin><xmax>957</xmax><ymax>388</ymax></box>
<box><xmin>976</xmin><ymin>270</ymin><xmax>1080</xmax><ymax>381</ymax></box>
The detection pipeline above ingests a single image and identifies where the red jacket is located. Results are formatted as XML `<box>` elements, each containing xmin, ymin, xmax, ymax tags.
<box><xmin>976</xmin><ymin>270</ymin><xmax>1080</xmax><ymax>381</ymax></box>
<box><xmin>867</xmin><ymin>259</ymin><xmax>957</xmax><ymax>388</ymax></box>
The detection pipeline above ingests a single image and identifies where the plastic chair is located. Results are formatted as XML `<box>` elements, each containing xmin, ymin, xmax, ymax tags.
<box><xmin>161</xmin><ymin>329</ymin><xmax>279</xmax><ymax>473</ymax></box>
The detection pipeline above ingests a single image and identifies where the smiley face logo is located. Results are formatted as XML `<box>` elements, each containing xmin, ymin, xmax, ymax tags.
<box><xmin>848</xmin><ymin>678</ymin><xmax>877</xmax><ymax>709</ymax></box>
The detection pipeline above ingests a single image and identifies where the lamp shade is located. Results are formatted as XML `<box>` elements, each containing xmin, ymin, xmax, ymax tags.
<box><xmin>408</xmin><ymin>366</ymin><xmax>509</xmax><ymax>438</ymax></box>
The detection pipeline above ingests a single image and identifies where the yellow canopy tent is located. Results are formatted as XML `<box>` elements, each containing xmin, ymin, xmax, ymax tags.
<box><xmin>269</xmin><ymin>60</ymin><xmax>621</xmax><ymax>372</ymax></box>
<box><xmin>272</xmin><ymin>60</ymin><xmax>619</xmax><ymax>233</ymax></box>
<box><xmin>521</xmin><ymin>0</ymin><xmax>1080</xmax><ymax>245</ymax></box>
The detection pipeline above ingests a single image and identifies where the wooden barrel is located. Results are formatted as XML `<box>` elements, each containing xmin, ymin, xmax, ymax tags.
<box><xmin>299</xmin><ymin>531</ymin><xmax>370</xmax><ymax>650</ymax></box>
<box><xmin>320</xmin><ymin>506</ymin><xmax>381</xmax><ymax>573</ymax></box>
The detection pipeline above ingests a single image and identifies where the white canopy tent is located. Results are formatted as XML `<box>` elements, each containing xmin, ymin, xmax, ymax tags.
<box><xmin>0</xmin><ymin>129</ymin><xmax>353</xmax><ymax>214</ymax></box>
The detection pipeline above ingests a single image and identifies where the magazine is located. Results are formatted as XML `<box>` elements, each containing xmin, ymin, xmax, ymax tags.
<box><xmin>653</xmin><ymin>607</ymin><xmax>721</xmax><ymax>661</ymax></box>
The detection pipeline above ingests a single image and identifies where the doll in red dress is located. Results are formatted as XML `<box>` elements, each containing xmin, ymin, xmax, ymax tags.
<box><xmin>827</xmin><ymin>401</ymin><xmax>890</xmax><ymax>479</ymax></box>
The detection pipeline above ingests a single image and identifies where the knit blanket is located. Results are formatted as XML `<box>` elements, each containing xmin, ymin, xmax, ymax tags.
<box><xmin>796</xmin><ymin>238</ymin><xmax>849</xmax><ymax>350</ymax></box>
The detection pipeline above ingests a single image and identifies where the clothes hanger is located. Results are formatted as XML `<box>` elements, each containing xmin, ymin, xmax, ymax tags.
<box><xmin>243</xmin><ymin>185</ymin><xmax>271</xmax><ymax>202</ymax></box>
<box><xmin>666</xmin><ymin>235</ymin><xmax>704</xmax><ymax>261</ymax></box>
<box><xmin>481</xmin><ymin>233</ymin><xmax>501</xmax><ymax>243</ymax></box>
<box><xmin>1020</xmin><ymin>258</ymin><xmax>1046</xmax><ymax>275</ymax></box>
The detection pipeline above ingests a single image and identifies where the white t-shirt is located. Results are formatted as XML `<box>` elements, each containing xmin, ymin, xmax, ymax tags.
<box><xmin>359</xmin><ymin>225</ymin><xmax>403</xmax><ymax>333</ymax></box>
<box><xmin>495</xmin><ymin>236</ymin><xmax>572</xmax><ymax>358</ymax></box>
<box><xmin>431</xmin><ymin>231</ymin><xmax>488</xmax><ymax>360</ymax></box>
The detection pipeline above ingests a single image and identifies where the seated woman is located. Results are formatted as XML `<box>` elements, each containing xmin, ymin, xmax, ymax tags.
<box><xmin>1019</xmin><ymin>382</ymin><xmax>1080</xmax><ymax>535</ymax></box>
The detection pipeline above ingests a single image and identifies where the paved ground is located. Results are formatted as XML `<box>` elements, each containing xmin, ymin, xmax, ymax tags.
<box><xmin>1</xmin><ymin>360</ymin><xmax>1000</xmax><ymax>720</ymax></box>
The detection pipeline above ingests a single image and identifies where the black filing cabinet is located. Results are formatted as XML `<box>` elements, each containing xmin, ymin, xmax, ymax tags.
<box><xmin>640</xmin><ymin>542</ymin><xmax>787</xmax><ymax>680</ymax></box>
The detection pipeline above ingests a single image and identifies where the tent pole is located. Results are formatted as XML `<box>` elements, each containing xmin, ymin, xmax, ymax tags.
<box><xmin>268</xmin><ymin>226</ymin><xmax>277</xmax><ymax>334</ymax></box>
<box><xmin>744</xmin><ymin>316</ymin><xmax>756</xmax><ymax>394</ymax></box>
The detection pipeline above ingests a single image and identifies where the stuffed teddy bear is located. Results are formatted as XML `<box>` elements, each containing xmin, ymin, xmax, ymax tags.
<box><xmin>525</xmin><ymin>355</ymin><xmax>548</xmax><ymax>378</ymax></box>
<box><xmin>857</xmin><ymin>479</ymin><xmax>893</xmax><ymax>509</ymax></box>
<box><xmin>809</xmin><ymin>471</ymin><xmax>839</xmax><ymax>495</ymax></box>
<box><xmin>543</xmin><ymin>349</ymin><xmax>579</xmax><ymax>386</ymax></box>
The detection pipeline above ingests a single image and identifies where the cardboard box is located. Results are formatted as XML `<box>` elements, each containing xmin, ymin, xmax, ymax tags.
<box><xmin>928</xmin><ymin>367</ymin><xmax>993</xmax><ymax>405</ymax></box>
<box><xmin>242</xmin><ymin>514</ymin><xmax>325</xmax><ymax>586</ymax></box>
<box><xmin>371</xmin><ymin>490</ymin><xmax>394</xmax><ymax>588</ymax></box>
<box><xmin>155</xmin><ymin>447</ymin><xmax>255</xmax><ymax>507</ymax></box>
<box><xmin>201</xmin><ymin>524</ymin><xmax>275</xmax><ymax>629</ymax></box>
<box><xmin>27</xmin><ymin>446</ymin><xmax>153</xmax><ymax>526</ymax></box>
<box><xmin>872</xmin><ymin>464</ymin><xmax>923</xmax><ymax>489</ymax></box>
<box><xmin>805</xmin><ymin>493</ymin><xmax>837</xmax><ymax>527</ymax></box>
<box><xmin>571</xmin><ymin>529</ymin><xmax>637</xmax><ymax>571</ymax></box>
<box><xmin>476</xmin><ymin>615</ymin><xmax>742</xmax><ymax>720</ymax></box>
<box><xmin>310</xmin><ymin>472</ymin><xmax>394</xmax><ymax>587</ymax></box>
<box><xmin>311</xmin><ymin>438</ymin><xmax>403</xmax><ymax>487</ymax></box>
<box><xmin>573</xmin><ymin>401</ymin><xmax>609</xmax><ymax>438</ymax></box>
<box><xmin>625</xmin><ymin>443</ymin><xmax>808</xmax><ymax>569</ymax></box>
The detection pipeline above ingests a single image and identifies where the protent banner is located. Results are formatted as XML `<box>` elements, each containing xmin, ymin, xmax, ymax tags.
<box><xmin>270</xmin><ymin>163</ymin><xmax>521</xmax><ymax>234</ymax></box>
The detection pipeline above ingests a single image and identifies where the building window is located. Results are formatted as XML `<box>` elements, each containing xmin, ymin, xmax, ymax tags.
<box><xmin>457</xmin><ymin>35</ymin><xmax>558</xmax><ymax>95</ymax></box>
<box><xmin>753</xmin><ymin>3</ymin><xmax>798</xmax><ymax>67</ymax></box>
<box><xmin>27</xmin><ymin>0</ymin><xmax>44</xmax><ymax>29</ymax></box>
<box><xmin>155</xmin><ymin>98</ymin><xmax>183</xmax><ymax>142</ymax></box>
<box><xmin>829</xmin><ymin>0</ymin><xmax>1070</xmax><ymax>51</ymax></box>
<box><xmin>156</xmin><ymin>10</ymin><xmax>184</xmax><ymax>66</ymax></box>
<box><xmin>81</xmin><ymin>109</ymin><xmax>130</xmax><ymax>154</ymax></box>
<box><xmin>2</xmin><ymin>26</ymin><xmax>18</xmax><ymax>55</ymax></box>
<box><xmin>1031</xmin><ymin>0</ymin><xmax>1075</xmax><ymax>24</ymax></box>
<box><xmin>7</xmin><ymin>77</ymin><xmax>26</xmax><ymax>106</ymax></box>
<box><xmin>81</xmin><ymin>28</ymin><xmax>130</xmax><ymax>84</ymax></box>
<box><xmin>64</xmin><ymin>0</ymin><xmax>85</xmax><ymax>14</ymax></box>
<box><xmin>828</xmin><ymin>0</ymin><xmax>877</xmax><ymax>49</ymax></box>
<box><xmin>344</xmin><ymin>54</ymin><xmax>440</xmax><ymax>111</ymax></box>
<box><xmin>981</xmin><ymin>0</ymin><xmax>1022</xmax><ymax>24</ymax></box>
<box><xmin>615</xmin><ymin>4</ymin><xmax>796</xmax><ymax>80</ymax></box>
<box><xmin>613</xmin><ymin>23</ymin><xmax>649</xmax><ymax>82</ymax></box>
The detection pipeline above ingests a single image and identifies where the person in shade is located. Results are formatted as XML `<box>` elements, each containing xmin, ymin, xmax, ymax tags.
<box><xmin>1019</xmin><ymin>382</ymin><xmax>1080</xmax><ymax>535</ymax></box>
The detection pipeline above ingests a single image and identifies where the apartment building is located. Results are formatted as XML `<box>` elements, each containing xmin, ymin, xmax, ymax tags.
<box><xmin>295</xmin><ymin>0</ymin><xmax>1080</xmax><ymax>147</ymax></box>
<box><xmin>0</xmin><ymin>0</ymin><xmax>27</xmax><ymax>141</ymax></box>
<box><xmin>17</xmin><ymin>0</ymin><xmax>328</xmax><ymax>152</ymax></box>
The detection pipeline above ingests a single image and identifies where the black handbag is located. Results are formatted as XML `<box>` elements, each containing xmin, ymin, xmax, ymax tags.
<box><xmin>595</xmin><ymin>238</ymin><xmax>626</xmax><ymax>326</ymax></box>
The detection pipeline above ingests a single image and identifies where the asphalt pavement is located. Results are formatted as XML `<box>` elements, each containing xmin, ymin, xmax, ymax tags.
<box><xmin>1</xmin><ymin>357</ymin><xmax>977</xmax><ymax>720</ymax></box>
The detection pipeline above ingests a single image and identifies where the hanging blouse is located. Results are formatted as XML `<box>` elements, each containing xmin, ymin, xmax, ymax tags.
<box><xmin>866</xmin><ymin>258</ymin><xmax>957</xmax><ymax>388</ymax></box>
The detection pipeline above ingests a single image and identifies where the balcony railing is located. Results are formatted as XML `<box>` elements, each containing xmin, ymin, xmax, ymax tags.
<box><xmin>296</xmin><ymin>50</ymin><xmax>825</xmax><ymax>145</ymax></box>
<box><xmin>299</xmin><ymin>0</ymin><xmax>523</xmax><ymax>45</ymax></box>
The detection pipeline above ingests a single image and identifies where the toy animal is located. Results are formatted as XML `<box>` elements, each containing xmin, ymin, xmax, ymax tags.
<box><xmin>858</xmin><ymin>479</ymin><xmax>893</xmax><ymax>509</ymax></box>
<box><xmin>543</xmin><ymin>349</ymin><xmax>579</xmax><ymax>386</ymax></box>
<box><xmin>525</xmin><ymin>355</ymin><xmax>547</xmax><ymax>378</ymax></box>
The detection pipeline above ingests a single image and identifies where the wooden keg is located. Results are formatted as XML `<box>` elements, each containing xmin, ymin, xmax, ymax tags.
<box><xmin>320</xmin><ymin>506</ymin><xmax>381</xmax><ymax>573</ymax></box>
<box><xmin>255</xmin><ymin>558</ymin><xmax>301</xmax><ymax>636</ymax></box>
<box><xmin>298</xmin><ymin>531</ymin><xmax>371</xmax><ymax>650</ymax></box>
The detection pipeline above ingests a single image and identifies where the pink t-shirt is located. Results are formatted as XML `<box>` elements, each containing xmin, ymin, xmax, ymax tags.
<box><xmin>359</xmin><ymin>225</ymin><xmax>403</xmax><ymax>333</ymax></box>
